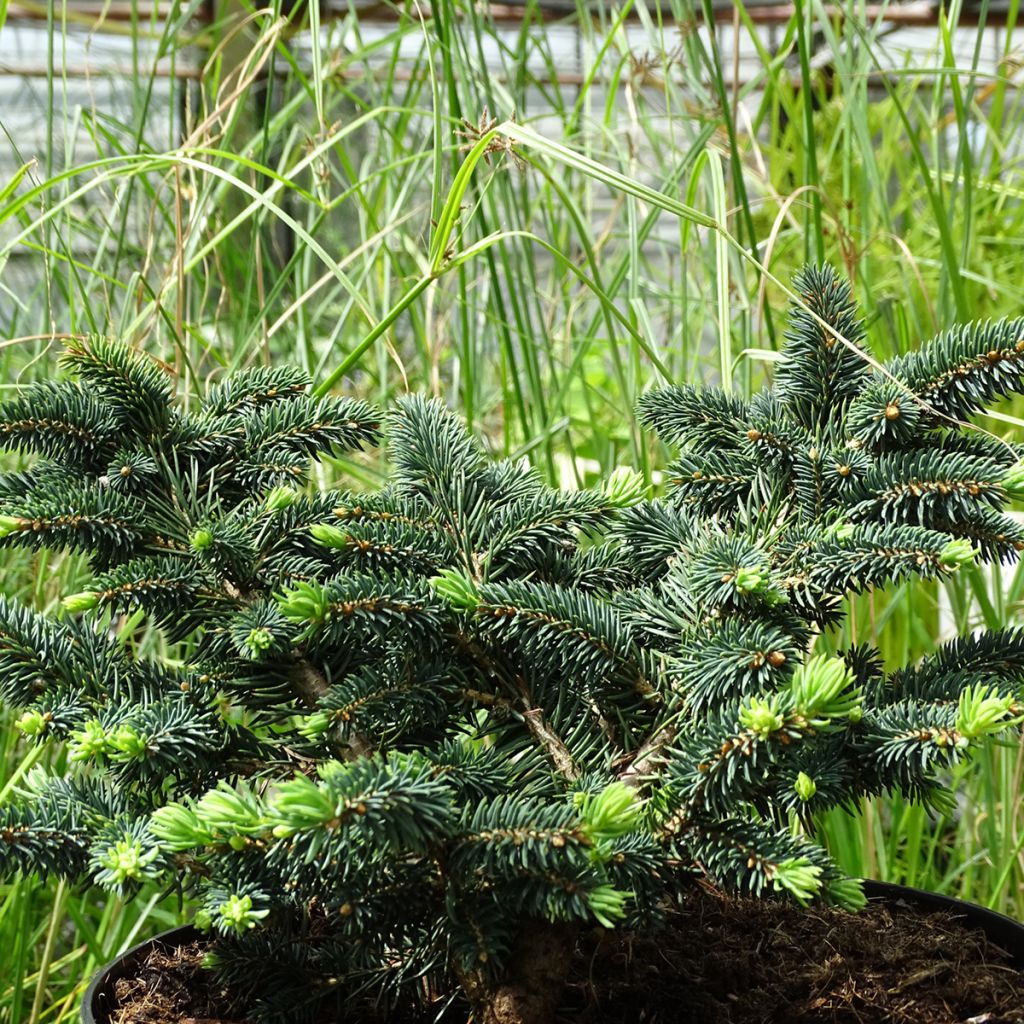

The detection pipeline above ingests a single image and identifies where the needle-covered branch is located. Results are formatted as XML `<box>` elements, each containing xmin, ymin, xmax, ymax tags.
<box><xmin>1</xmin><ymin>274</ymin><xmax>1023</xmax><ymax>1024</ymax></box>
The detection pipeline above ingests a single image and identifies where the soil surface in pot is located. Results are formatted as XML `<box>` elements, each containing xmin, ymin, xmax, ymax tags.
<box><xmin>106</xmin><ymin>885</ymin><xmax>1024</xmax><ymax>1024</ymax></box>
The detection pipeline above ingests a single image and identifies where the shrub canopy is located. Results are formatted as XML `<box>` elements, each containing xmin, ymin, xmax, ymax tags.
<box><xmin>1</xmin><ymin>268</ymin><xmax>1023</xmax><ymax>1023</ymax></box>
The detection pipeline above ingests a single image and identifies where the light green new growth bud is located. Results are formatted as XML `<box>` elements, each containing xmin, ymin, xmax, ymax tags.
<box><xmin>246</xmin><ymin>627</ymin><xmax>274</xmax><ymax>653</ymax></box>
<box><xmin>739</xmin><ymin>697</ymin><xmax>785</xmax><ymax>738</ymax></box>
<box><xmin>15</xmin><ymin>710</ymin><xmax>49</xmax><ymax>737</ymax></box>
<box><xmin>1002</xmin><ymin>460</ymin><xmax>1024</xmax><ymax>499</ymax></box>
<box><xmin>0</xmin><ymin>515</ymin><xmax>25</xmax><ymax>538</ymax></box>
<box><xmin>150</xmin><ymin>803</ymin><xmax>214</xmax><ymax>851</ymax></box>
<box><xmin>62</xmin><ymin>591</ymin><xmax>99</xmax><ymax>613</ymax></box>
<box><xmin>268</xmin><ymin>774</ymin><xmax>335</xmax><ymax>832</ymax></box>
<box><xmin>99</xmin><ymin>836</ymin><xmax>159</xmax><ymax>885</ymax></box>
<box><xmin>790</xmin><ymin>655</ymin><xmax>860</xmax><ymax>723</ymax></box>
<box><xmin>586</xmin><ymin>884</ymin><xmax>630</xmax><ymax>928</ymax></box>
<box><xmin>189</xmin><ymin>527</ymin><xmax>214</xmax><ymax>551</ymax></box>
<box><xmin>955</xmin><ymin>684</ymin><xmax>1023</xmax><ymax>742</ymax></box>
<box><xmin>794</xmin><ymin>772</ymin><xmax>817</xmax><ymax>802</ymax></box>
<box><xmin>825</xmin><ymin>520</ymin><xmax>855</xmax><ymax>542</ymax></box>
<box><xmin>603</xmin><ymin>466</ymin><xmax>646</xmax><ymax>508</ymax></box>
<box><xmin>429</xmin><ymin>568</ymin><xmax>479</xmax><ymax>610</ymax></box>
<box><xmin>69</xmin><ymin>719</ymin><xmax>109</xmax><ymax>762</ymax></box>
<box><xmin>734</xmin><ymin>566</ymin><xmax>768</xmax><ymax>594</ymax></box>
<box><xmin>298</xmin><ymin>711</ymin><xmax>333</xmax><ymax>739</ymax></box>
<box><xmin>264</xmin><ymin>486</ymin><xmax>298</xmax><ymax>512</ymax></box>
<box><xmin>939</xmin><ymin>538</ymin><xmax>979</xmax><ymax>572</ymax></box>
<box><xmin>194</xmin><ymin>783</ymin><xmax>263</xmax><ymax>834</ymax></box>
<box><xmin>217</xmin><ymin>894</ymin><xmax>268</xmax><ymax>935</ymax></box>
<box><xmin>109</xmin><ymin>724</ymin><xmax>148</xmax><ymax>760</ymax></box>
<box><xmin>826</xmin><ymin>876</ymin><xmax>867</xmax><ymax>911</ymax></box>
<box><xmin>276</xmin><ymin>581</ymin><xmax>330</xmax><ymax>624</ymax></box>
<box><xmin>310</xmin><ymin>523</ymin><xmax>349</xmax><ymax>548</ymax></box>
<box><xmin>770</xmin><ymin>857</ymin><xmax>823</xmax><ymax>905</ymax></box>
<box><xmin>578</xmin><ymin>782</ymin><xmax>642</xmax><ymax>845</ymax></box>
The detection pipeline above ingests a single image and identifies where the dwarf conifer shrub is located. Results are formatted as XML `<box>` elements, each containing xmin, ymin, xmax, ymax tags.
<box><xmin>1</xmin><ymin>270</ymin><xmax>1023</xmax><ymax>1024</ymax></box>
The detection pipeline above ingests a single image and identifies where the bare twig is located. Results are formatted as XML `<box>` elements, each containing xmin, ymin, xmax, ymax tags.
<box><xmin>616</xmin><ymin>724</ymin><xmax>677</xmax><ymax>790</ymax></box>
<box><xmin>521</xmin><ymin>707</ymin><xmax>580</xmax><ymax>782</ymax></box>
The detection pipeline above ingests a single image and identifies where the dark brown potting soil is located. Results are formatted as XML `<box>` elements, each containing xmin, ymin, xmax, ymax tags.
<box><xmin>107</xmin><ymin>886</ymin><xmax>1024</xmax><ymax>1024</ymax></box>
<box><xmin>110</xmin><ymin>941</ymin><xmax>241</xmax><ymax>1024</ymax></box>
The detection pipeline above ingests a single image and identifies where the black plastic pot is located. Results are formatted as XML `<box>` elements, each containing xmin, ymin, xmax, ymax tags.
<box><xmin>81</xmin><ymin>924</ymin><xmax>202</xmax><ymax>1024</ymax></box>
<box><xmin>81</xmin><ymin>885</ymin><xmax>1024</xmax><ymax>1023</ymax></box>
